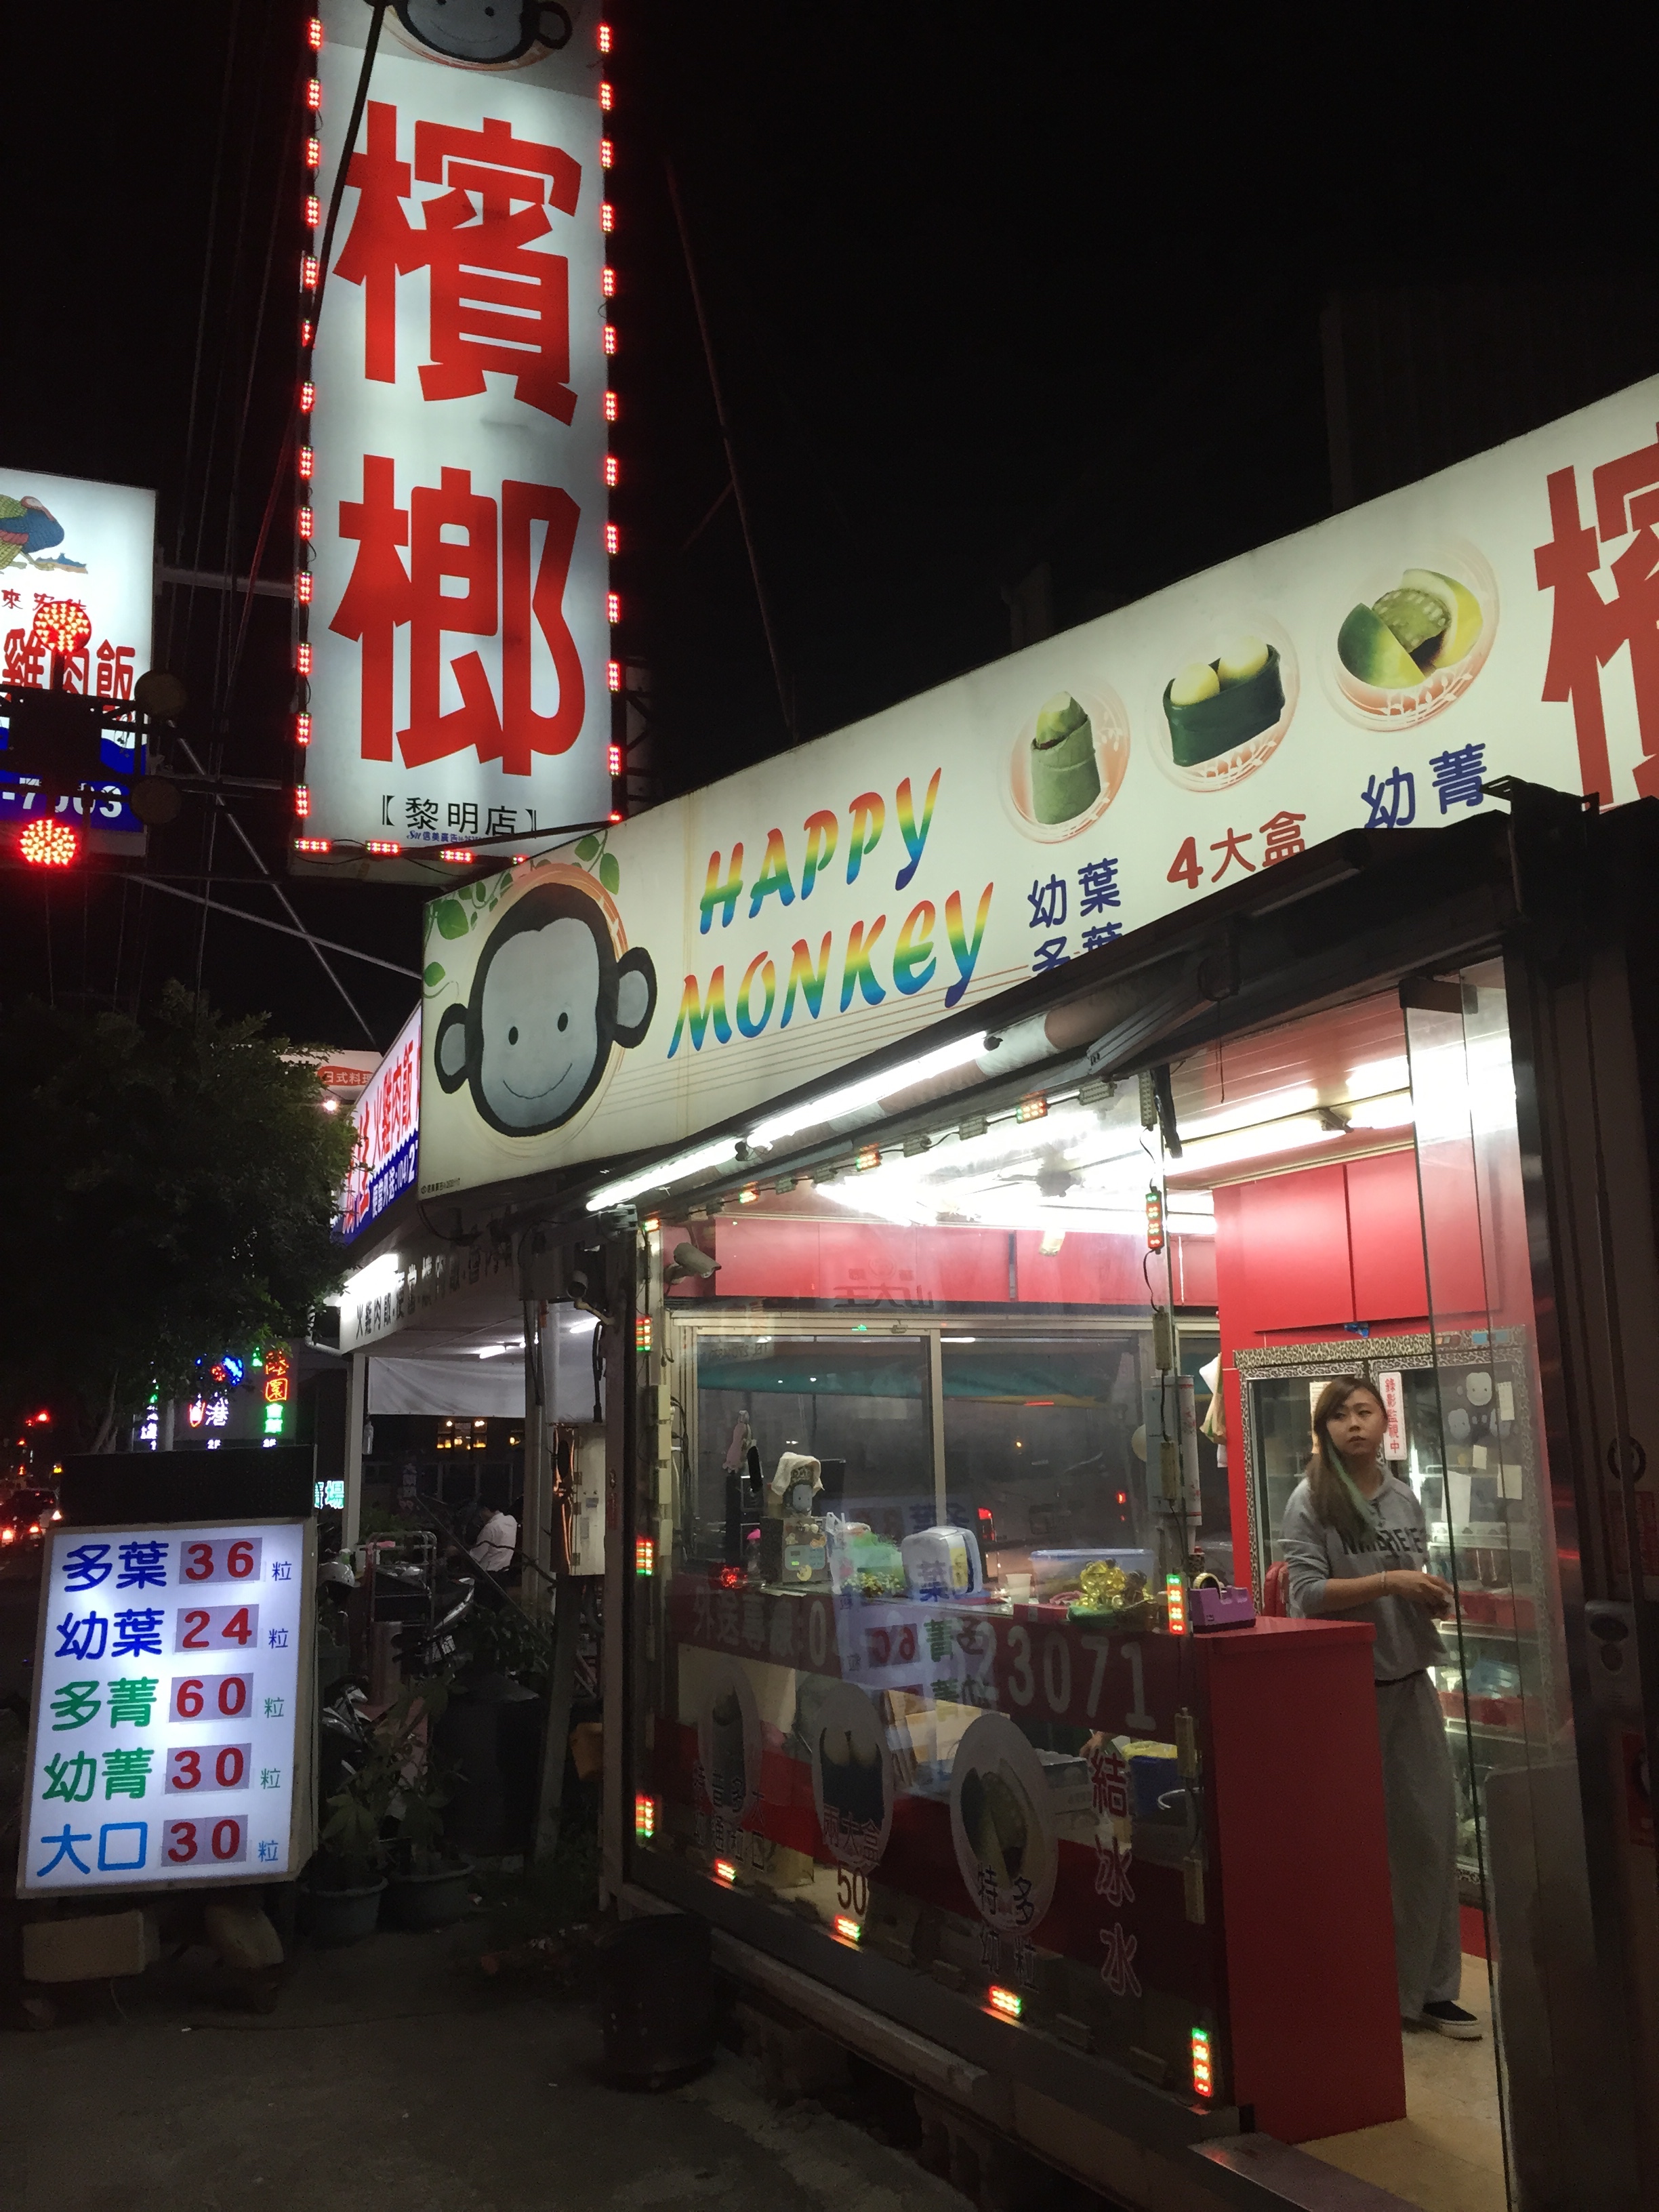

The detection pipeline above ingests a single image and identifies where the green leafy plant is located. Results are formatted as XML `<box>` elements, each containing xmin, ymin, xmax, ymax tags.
<box><xmin>0</xmin><ymin>985</ymin><xmax>357</xmax><ymax>1449</ymax></box>
<box><xmin>451</xmin><ymin>1600</ymin><xmax>556</xmax><ymax>1694</ymax></box>
<box><xmin>316</xmin><ymin>1674</ymin><xmax>455</xmax><ymax>1887</ymax></box>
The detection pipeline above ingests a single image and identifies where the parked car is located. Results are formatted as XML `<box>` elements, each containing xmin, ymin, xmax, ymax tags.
<box><xmin>0</xmin><ymin>1488</ymin><xmax>60</xmax><ymax>1549</ymax></box>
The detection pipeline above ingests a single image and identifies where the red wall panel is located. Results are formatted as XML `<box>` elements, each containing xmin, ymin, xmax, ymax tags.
<box><xmin>709</xmin><ymin>1218</ymin><xmax>1010</xmax><ymax>1304</ymax></box>
<box><xmin>1214</xmin><ymin>1164</ymin><xmax>1355</xmax><ymax>1333</ymax></box>
<box><xmin>1415</xmin><ymin>1149</ymin><xmax>1492</xmax><ymax>1322</ymax></box>
<box><xmin>1013</xmin><ymin>1231</ymin><xmax>1151</xmax><ymax>1306</ymax></box>
<box><xmin>1345</xmin><ymin>1149</ymin><xmax>1429</xmax><ymax>1321</ymax></box>
<box><xmin>1172</xmin><ymin>1231</ymin><xmax>1218</xmax><ymax>1307</ymax></box>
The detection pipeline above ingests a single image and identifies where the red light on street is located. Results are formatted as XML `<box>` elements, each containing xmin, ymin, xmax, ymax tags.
<box><xmin>607</xmin><ymin>742</ymin><xmax>623</xmax><ymax>776</ymax></box>
<box><xmin>987</xmin><ymin>1986</ymin><xmax>1023</xmax><ymax>2021</ymax></box>
<box><xmin>603</xmin><ymin>390</ymin><xmax>619</xmax><ymax>423</ymax></box>
<box><xmin>599</xmin><ymin>138</ymin><xmax>614</xmax><ymax>169</ymax></box>
<box><xmin>606</xmin><ymin>590</ymin><xmax>621</xmax><ymax>624</ymax></box>
<box><xmin>300</xmin><ymin>317</ymin><xmax>314</xmax><ymax>346</ymax></box>
<box><xmin>301</xmin><ymin>254</ymin><xmax>319</xmax><ymax>290</ymax></box>
<box><xmin>600</xmin><ymin>201</ymin><xmax>615</xmax><ymax>234</ymax></box>
<box><xmin>293</xmin><ymin>837</ymin><xmax>331</xmax><ymax>855</ymax></box>
<box><xmin>297</xmin><ymin>506</ymin><xmax>314</xmax><ymax>539</ymax></box>
<box><xmin>606</xmin><ymin>659</ymin><xmax>622</xmax><ymax>693</ymax></box>
<box><xmin>602</xmin><ymin>264</ymin><xmax>617</xmax><ymax>299</ymax></box>
<box><xmin>295</xmin><ymin>570</ymin><xmax>314</xmax><ymax>605</ymax></box>
<box><xmin>605</xmin><ymin>522</ymin><xmax>620</xmax><ymax>555</ymax></box>
<box><xmin>294</xmin><ymin>787</ymin><xmax>311</xmax><ymax>817</ymax></box>
<box><xmin>306</xmin><ymin>76</ymin><xmax>322</xmax><ymax>109</ymax></box>
<box><xmin>300</xmin><ymin>380</ymin><xmax>316</xmax><ymax>412</ymax></box>
<box><xmin>603</xmin><ymin>323</ymin><xmax>617</xmax><ymax>356</ymax></box>
<box><xmin>598</xmin><ymin>22</ymin><xmax>613</xmax><ymax>52</ymax></box>
<box><xmin>438</xmin><ymin>847</ymin><xmax>475</xmax><ymax>863</ymax></box>
<box><xmin>20</xmin><ymin>819</ymin><xmax>77</xmax><ymax>867</ymax></box>
<box><xmin>604</xmin><ymin>455</ymin><xmax>620</xmax><ymax>487</ymax></box>
<box><xmin>599</xmin><ymin>81</ymin><xmax>614</xmax><ymax>111</ymax></box>
<box><xmin>294</xmin><ymin>712</ymin><xmax>312</xmax><ymax>745</ymax></box>
<box><xmin>833</xmin><ymin>1914</ymin><xmax>861</xmax><ymax>1944</ymax></box>
<box><xmin>365</xmin><ymin>840</ymin><xmax>401</xmax><ymax>857</ymax></box>
<box><xmin>307</xmin><ymin>16</ymin><xmax>323</xmax><ymax>48</ymax></box>
<box><xmin>33</xmin><ymin>600</ymin><xmax>93</xmax><ymax>655</ymax></box>
<box><xmin>0</xmin><ymin>1528</ymin><xmax>13</xmax><ymax>1547</ymax></box>
<box><xmin>298</xmin><ymin>445</ymin><xmax>314</xmax><ymax>480</ymax></box>
<box><xmin>304</xmin><ymin>194</ymin><xmax>321</xmax><ymax>229</ymax></box>
<box><xmin>306</xmin><ymin>136</ymin><xmax>321</xmax><ymax>170</ymax></box>
<box><xmin>609</xmin><ymin>810</ymin><xmax>623</xmax><ymax>824</ymax></box>
<box><xmin>713</xmin><ymin>1858</ymin><xmax>737</xmax><ymax>1886</ymax></box>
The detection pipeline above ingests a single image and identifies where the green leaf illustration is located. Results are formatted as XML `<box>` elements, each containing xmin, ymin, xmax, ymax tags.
<box><xmin>473</xmin><ymin>881</ymin><xmax>490</xmax><ymax>903</ymax></box>
<box><xmin>575</xmin><ymin>834</ymin><xmax>600</xmax><ymax>862</ymax></box>
<box><xmin>598</xmin><ymin>851</ymin><xmax>621</xmax><ymax>895</ymax></box>
<box><xmin>423</xmin><ymin>962</ymin><xmax>445</xmax><ymax>988</ymax></box>
<box><xmin>434</xmin><ymin>899</ymin><xmax>470</xmax><ymax>940</ymax></box>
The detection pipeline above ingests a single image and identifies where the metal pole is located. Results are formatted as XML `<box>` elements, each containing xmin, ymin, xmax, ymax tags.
<box><xmin>344</xmin><ymin>1352</ymin><xmax>367</xmax><ymax>1549</ymax></box>
<box><xmin>665</xmin><ymin>160</ymin><xmax>796</xmax><ymax>743</ymax></box>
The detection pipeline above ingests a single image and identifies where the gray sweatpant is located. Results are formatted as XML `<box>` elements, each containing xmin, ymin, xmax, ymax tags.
<box><xmin>1376</xmin><ymin>1670</ymin><xmax>1463</xmax><ymax>2015</ymax></box>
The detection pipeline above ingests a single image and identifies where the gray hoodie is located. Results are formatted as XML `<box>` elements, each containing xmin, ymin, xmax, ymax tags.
<box><xmin>1280</xmin><ymin>1469</ymin><xmax>1446</xmax><ymax>1682</ymax></box>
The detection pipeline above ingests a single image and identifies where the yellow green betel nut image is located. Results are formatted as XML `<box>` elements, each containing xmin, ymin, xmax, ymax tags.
<box><xmin>1030</xmin><ymin>691</ymin><xmax>1101</xmax><ymax>823</ymax></box>
<box><xmin>1162</xmin><ymin>636</ymin><xmax>1284</xmax><ymax>766</ymax></box>
<box><xmin>1338</xmin><ymin>567</ymin><xmax>1483</xmax><ymax>687</ymax></box>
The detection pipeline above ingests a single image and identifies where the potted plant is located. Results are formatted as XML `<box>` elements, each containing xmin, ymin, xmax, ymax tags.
<box><xmin>383</xmin><ymin>1676</ymin><xmax>476</xmax><ymax>1930</ymax></box>
<box><xmin>305</xmin><ymin>1744</ymin><xmax>396</xmax><ymax>1946</ymax></box>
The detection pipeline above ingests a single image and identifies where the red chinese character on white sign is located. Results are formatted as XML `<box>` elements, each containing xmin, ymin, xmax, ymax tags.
<box><xmin>1535</xmin><ymin>426</ymin><xmax>1659</xmax><ymax>804</ymax></box>
<box><xmin>334</xmin><ymin>101</ymin><xmax>581</xmax><ymax>423</ymax></box>
<box><xmin>329</xmin><ymin>455</ymin><xmax>583</xmax><ymax>773</ymax></box>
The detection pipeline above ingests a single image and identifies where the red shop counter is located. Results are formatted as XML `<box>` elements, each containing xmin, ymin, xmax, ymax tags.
<box><xmin>655</xmin><ymin>1582</ymin><xmax>1403</xmax><ymax>2144</ymax></box>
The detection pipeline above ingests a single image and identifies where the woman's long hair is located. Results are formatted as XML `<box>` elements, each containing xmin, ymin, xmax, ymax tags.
<box><xmin>1306</xmin><ymin>1376</ymin><xmax>1385</xmax><ymax>1548</ymax></box>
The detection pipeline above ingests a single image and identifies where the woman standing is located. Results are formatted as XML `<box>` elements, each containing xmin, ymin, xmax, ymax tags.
<box><xmin>1282</xmin><ymin>1375</ymin><xmax>1481</xmax><ymax>2039</ymax></box>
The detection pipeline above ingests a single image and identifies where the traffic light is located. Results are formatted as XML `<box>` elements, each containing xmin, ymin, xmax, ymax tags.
<box><xmin>1</xmin><ymin>670</ymin><xmax>186</xmax><ymax>869</ymax></box>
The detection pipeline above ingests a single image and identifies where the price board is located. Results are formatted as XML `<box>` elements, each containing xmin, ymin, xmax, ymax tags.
<box><xmin>18</xmin><ymin>1519</ymin><xmax>314</xmax><ymax>1896</ymax></box>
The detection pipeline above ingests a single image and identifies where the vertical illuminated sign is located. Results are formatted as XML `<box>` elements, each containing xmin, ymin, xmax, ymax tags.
<box><xmin>335</xmin><ymin>1005</ymin><xmax>421</xmax><ymax>1240</ymax></box>
<box><xmin>293</xmin><ymin>5</ymin><xmax>610</xmax><ymax>866</ymax></box>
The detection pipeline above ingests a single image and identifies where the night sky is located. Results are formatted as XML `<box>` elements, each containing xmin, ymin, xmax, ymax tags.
<box><xmin>2</xmin><ymin>2</ymin><xmax>1655</xmax><ymax>1050</ymax></box>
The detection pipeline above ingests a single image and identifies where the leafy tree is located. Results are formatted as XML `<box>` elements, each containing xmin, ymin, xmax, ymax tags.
<box><xmin>0</xmin><ymin>983</ymin><xmax>359</xmax><ymax>1450</ymax></box>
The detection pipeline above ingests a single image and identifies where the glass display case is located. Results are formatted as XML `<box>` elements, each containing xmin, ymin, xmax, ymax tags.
<box><xmin>1238</xmin><ymin>1330</ymin><xmax>1560</xmax><ymax>1899</ymax></box>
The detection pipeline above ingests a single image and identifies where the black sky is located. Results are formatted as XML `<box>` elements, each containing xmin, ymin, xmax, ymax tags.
<box><xmin>1</xmin><ymin>2</ymin><xmax>1655</xmax><ymax>1050</ymax></box>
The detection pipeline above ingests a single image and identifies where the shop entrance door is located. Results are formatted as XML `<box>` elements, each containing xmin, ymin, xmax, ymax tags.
<box><xmin>1404</xmin><ymin>957</ymin><xmax>1645</xmax><ymax>2211</ymax></box>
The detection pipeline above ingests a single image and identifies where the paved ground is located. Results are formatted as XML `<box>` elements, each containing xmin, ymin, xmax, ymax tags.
<box><xmin>12</xmin><ymin>1910</ymin><xmax>974</xmax><ymax>2212</ymax></box>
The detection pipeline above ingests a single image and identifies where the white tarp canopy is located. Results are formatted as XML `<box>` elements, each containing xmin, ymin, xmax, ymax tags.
<box><xmin>367</xmin><ymin>1355</ymin><xmax>525</xmax><ymax>1419</ymax></box>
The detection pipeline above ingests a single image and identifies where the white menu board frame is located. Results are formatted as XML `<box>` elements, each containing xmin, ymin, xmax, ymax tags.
<box><xmin>18</xmin><ymin>1518</ymin><xmax>315</xmax><ymax>1898</ymax></box>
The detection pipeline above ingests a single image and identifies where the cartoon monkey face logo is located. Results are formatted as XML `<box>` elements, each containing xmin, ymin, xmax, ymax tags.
<box><xmin>394</xmin><ymin>0</ymin><xmax>572</xmax><ymax>66</ymax></box>
<box><xmin>434</xmin><ymin>882</ymin><xmax>657</xmax><ymax>1136</ymax></box>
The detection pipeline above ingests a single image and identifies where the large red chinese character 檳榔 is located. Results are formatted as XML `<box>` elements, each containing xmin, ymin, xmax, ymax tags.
<box><xmin>333</xmin><ymin>101</ymin><xmax>581</xmax><ymax>423</ymax></box>
<box><xmin>330</xmin><ymin>455</ymin><xmax>586</xmax><ymax>775</ymax></box>
<box><xmin>1535</xmin><ymin>426</ymin><xmax>1659</xmax><ymax>804</ymax></box>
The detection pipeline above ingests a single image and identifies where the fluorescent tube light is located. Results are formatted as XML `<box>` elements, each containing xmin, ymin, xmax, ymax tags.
<box><xmin>1172</xmin><ymin>1113</ymin><xmax>1344</xmax><ymax>1173</ymax></box>
<box><xmin>748</xmin><ymin>1033</ymin><xmax>987</xmax><ymax>1149</ymax></box>
<box><xmin>1343</xmin><ymin>1090</ymin><xmax>1414</xmax><ymax>1132</ymax></box>
<box><xmin>586</xmin><ymin>1135</ymin><xmax>743</xmax><ymax>1212</ymax></box>
<box><xmin>1347</xmin><ymin>1055</ymin><xmax>1410</xmax><ymax>1096</ymax></box>
<box><xmin>1176</xmin><ymin>1085</ymin><xmax>1319</xmax><ymax>1145</ymax></box>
